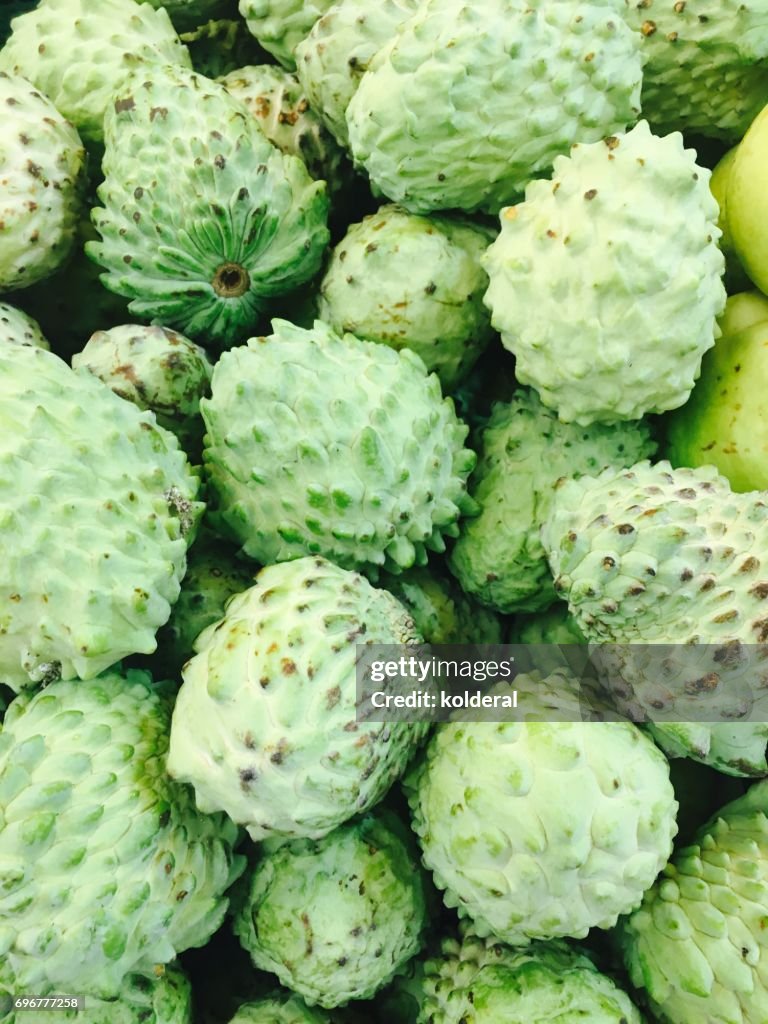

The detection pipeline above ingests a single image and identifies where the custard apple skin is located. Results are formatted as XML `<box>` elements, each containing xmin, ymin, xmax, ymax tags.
<box><xmin>87</xmin><ymin>64</ymin><xmax>329</xmax><ymax>350</ymax></box>
<box><xmin>483</xmin><ymin>121</ymin><xmax>726</xmax><ymax>425</ymax></box>
<box><xmin>0</xmin><ymin>302</ymin><xmax>48</xmax><ymax>349</ymax></box>
<box><xmin>233</xmin><ymin>810</ymin><xmax>430</xmax><ymax>1007</ymax></box>
<box><xmin>618</xmin><ymin>780</ymin><xmax>768</xmax><ymax>1024</ymax></box>
<box><xmin>317</xmin><ymin>204</ymin><xmax>496</xmax><ymax>390</ymax></box>
<box><xmin>0</xmin><ymin>671</ymin><xmax>244</xmax><ymax>999</ymax></box>
<box><xmin>0</xmin><ymin>72</ymin><xmax>86</xmax><ymax>293</ymax></box>
<box><xmin>0</xmin><ymin>0</ymin><xmax>191</xmax><ymax>145</ymax></box>
<box><xmin>405</xmin><ymin>675</ymin><xmax>677</xmax><ymax>945</ymax></box>
<box><xmin>238</xmin><ymin>0</ymin><xmax>336</xmax><ymax>69</ymax></box>
<box><xmin>447</xmin><ymin>389</ymin><xmax>657</xmax><ymax>614</ymax></box>
<box><xmin>345</xmin><ymin>0</ymin><xmax>643</xmax><ymax>214</ymax></box>
<box><xmin>201</xmin><ymin>319</ymin><xmax>476</xmax><ymax>573</ymax></box>
<box><xmin>226</xmin><ymin>995</ymin><xmax>330</xmax><ymax>1024</ymax></box>
<box><xmin>421</xmin><ymin>928</ymin><xmax>644</xmax><ymax>1024</ymax></box>
<box><xmin>0</xmin><ymin>344</ymin><xmax>203</xmax><ymax>690</ymax></box>
<box><xmin>167</xmin><ymin>556</ymin><xmax>428</xmax><ymax>841</ymax></box>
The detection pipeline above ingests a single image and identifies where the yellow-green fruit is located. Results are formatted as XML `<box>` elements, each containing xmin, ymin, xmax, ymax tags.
<box><xmin>718</xmin><ymin>289</ymin><xmax>768</xmax><ymax>337</ymax></box>
<box><xmin>727</xmin><ymin>102</ymin><xmax>768</xmax><ymax>295</ymax></box>
<box><xmin>710</xmin><ymin>146</ymin><xmax>751</xmax><ymax>293</ymax></box>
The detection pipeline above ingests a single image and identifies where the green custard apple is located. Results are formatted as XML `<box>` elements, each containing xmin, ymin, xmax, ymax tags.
<box><xmin>238</xmin><ymin>0</ymin><xmax>335</xmax><ymax>69</ymax></box>
<box><xmin>0</xmin><ymin>302</ymin><xmax>49</xmax><ymax>349</ymax></box>
<box><xmin>226</xmin><ymin>994</ymin><xmax>331</xmax><ymax>1024</ymax></box>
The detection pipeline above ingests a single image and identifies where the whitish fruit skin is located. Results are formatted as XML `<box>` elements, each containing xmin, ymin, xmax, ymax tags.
<box><xmin>421</xmin><ymin>928</ymin><xmax>644</xmax><ymax>1024</ymax></box>
<box><xmin>619</xmin><ymin>780</ymin><xmax>768</xmax><ymax>1024</ymax></box>
<box><xmin>728</xmin><ymin>102</ymin><xmax>768</xmax><ymax>296</ymax></box>
<box><xmin>87</xmin><ymin>64</ymin><xmax>329</xmax><ymax>350</ymax></box>
<box><xmin>201</xmin><ymin>319</ymin><xmax>476</xmax><ymax>573</ymax></box>
<box><xmin>0</xmin><ymin>0</ymin><xmax>191</xmax><ymax>144</ymax></box>
<box><xmin>0</xmin><ymin>345</ymin><xmax>202</xmax><ymax>690</ymax></box>
<box><xmin>238</xmin><ymin>0</ymin><xmax>335</xmax><ymax>69</ymax></box>
<box><xmin>447</xmin><ymin>389</ymin><xmax>656</xmax><ymax>613</ymax></box>
<box><xmin>405</xmin><ymin>678</ymin><xmax>677</xmax><ymax>945</ymax></box>
<box><xmin>317</xmin><ymin>204</ymin><xmax>496</xmax><ymax>390</ymax></box>
<box><xmin>483</xmin><ymin>121</ymin><xmax>726</xmax><ymax>425</ymax></box>
<box><xmin>345</xmin><ymin>0</ymin><xmax>643</xmax><ymax>214</ymax></box>
<box><xmin>0</xmin><ymin>72</ymin><xmax>85</xmax><ymax>292</ymax></box>
<box><xmin>167</xmin><ymin>557</ymin><xmax>428</xmax><ymax>841</ymax></box>
<box><xmin>0</xmin><ymin>672</ymin><xmax>243</xmax><ymax>999</ymax></box>
<box><xmin>0</xmin><ymin>302</ymin><xmax>49</xmax><ymax>348</ymax></box>
<box><xmin>233</xmin><ymin>810</ymin><xmax>430</xmax><ymax>1007</ymax></box>
<box><xmin>226</xmin><ymin>995</ymin><xmax>330</xmax><ymax>1024</ymax></box>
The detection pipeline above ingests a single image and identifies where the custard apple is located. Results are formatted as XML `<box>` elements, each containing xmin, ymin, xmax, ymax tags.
<box><xmin>0</xmin><ymin>302</ymin><xmax>48</xmax><ymax>349</ymax></box>
<box><xmin>238</xmin><ymin>0</ymin><xmax>335</xmax><ymax>69</ymax></box>
<box><xmin>226</xmin><ymin>995</ymin><xmax>331</xmax><ymax>1024</ymax></box>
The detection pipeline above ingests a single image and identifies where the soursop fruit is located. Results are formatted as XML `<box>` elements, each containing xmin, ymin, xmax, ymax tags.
<box><xmin>447</xmin><ymin>389</ymin><xmax>657</xmax><ymax>614</ymax></box>
<box><xmin>201</xmin><ymin>319</ymin><xmax>476</xmax><ymax>573</ymax></box>
<box><xmin>624</xmin><ymin>0</ymin><xmax>768</xmax><ymax>143</ymax></box>
<box><xmin>405</xmin><ymin>670</ymin><xmax>677</xmax><ymax>945</ymax></box>
<box><xmin>317</xmin><ymin>204</ymin><xmax>496</xmax><ymax>390</ymax></box>
<box><xmin>167</xmin><ymin>556</ymin><xmax>428</xmax><ymax>841</ymax></box>
<box><xmin>226</xmin><ymin>995</ymin><xmax>331</xmax><ymax>1024</ymax></box>
<box><xmin>0</xmin><ymin>671</ymin><xmax>244</xmax><ymax>999</ymax></box>
<box><xmin>421</xmin><ymin>927</ymin><xmax>644</xmax><ymax>1023</ymax></box>
<box><xmin>0</xmin><ymin>344</ymin><xmax>202</xmax><ymax>690</ymax></box>
<box><xmin>233</xmin><ymin>809</ymin><xmax>431</xmax><ymax>1007</ymax></box>
<box><xmin>345</xmin><ymin>0</ymin><xmax>643</xmax><ymax>214</ymax></box>
<box><xmin>87</xmin><ymin>64</ymin><xmax>329</xmax><ymax>350</ymax></box>
<box><xmin>0</xmin><ymin>0</ymin><xmax>192</xmax><ymax>145</ymax></box>
<box><xmin>238</xmin><ymin>0</ymin><xmax>336</xmax><ymax>69</ymax></box>
<box><xmin>0</xmin><ymin>302</ymin><xmax>48</xmax><ymax>349</ymax></box>
<box><xmin>0</xmin><ymin>72</ymin><xmax>86</xmax><ymax>293</ymax></box>
<box><xmin>618</xmin><ymin>780</ymin><xmax>768</xmax><ymax>1024</ymax></box>
<box><xmin>483</xmin><ymin>120</ymin><xmax>726</xmax><ymax>425</ymax></box>
<box><xmin>72</xmin><ymin>324</ymin><xmax>213</xmax><ymax>456</ymax></box>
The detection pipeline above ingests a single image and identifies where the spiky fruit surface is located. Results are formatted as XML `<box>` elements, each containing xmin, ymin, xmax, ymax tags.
<box><xmin>345</xmin><ymin>0</ymin><xmax>643</xmax><ymax>214</ymax></box>
<box><xmin>421</xmin><ymin>928</ymin><xmax>643</xmax><ymax>1023</ymax></box>
<box><xmin>227</xmin><ymin>995</ymin><xmax>330</xmax><ymax>1024</ymax></box>
<box><xmin>0</xmin><ymin>671</ymin><xmax>243</xmax><ymax>998</ymax></box>
<box><xmin>405</xmin><ymin>674</ymin><xmax>677</xmax><ymax>945</ymax></box>
<box><xmin>317</xmin><ymin>205</ymin><xmax>495</xmax><ymax>390</ymax></box>
<box><xmin>201</xmin><ymin>319</ymin><xmax>476</xmax><ymax>573</ymax></box>
<box><xmin>238</xmin><ymin>0</ymin><xmax>335</xmax><ymax>69</ymax></box>
<box><xmin>0</xmin><ymin>344</ymin><xmax>202</xmax><ymax>690</ymax></box>
<box><xmin>72</xmin><ymin>324</ymin><xmax>213</xmax><ymax>455</ymax></box>
<box><xmin>234</xmin><ymin>810</ymin><xmax>430</xmax><ymax>1007</ymax></box>
<box><xmin>294</xmin><ymin>0</ymin><xmax>420</xmax><ymax>148</ymax></box>
<box><xmin>448</xmin><ymin>389</ymin><xmax>656</xmax><ymax>614</ymax></box>
<box><xmin>0</xmin><ymin>302</ymin><xmax>48</xmax><ymax>349</ymax></box>
<box><xmin>624</xmin><ymin>0</ymin><xmax>768</xmax><ymax>143</ymax></box>
<box><xmin>0</xmin><ymin>72</ymin><xmax>85</xmax><ymax>293</ymax></box>
<box><xmin>87</xmin><ymin>64</ymin><xmax>329</xmax><ymax>350</ymax></box>
<box><xmin>619</xmin><ymin>780</ymin><xmax>768</xmax><ymax>1024</ymax></box>
<box><xmin>380</xmin><ymin>566</ymin><xmax>502</xmax><ymax>645</ymax></box>
<box><xmin>0</xmin><ymin>0</ymin><xmax>191</xmax><ymax>145</ymax></box>
<box><xmin>167</xmin><ymin>556</ymin><xmax>427</xmax><ymax>841</ymax></box>
<box><xmin>484</xmin><ymin>121</ymin><xmax>726</xmax><ymax>425</ymax></box>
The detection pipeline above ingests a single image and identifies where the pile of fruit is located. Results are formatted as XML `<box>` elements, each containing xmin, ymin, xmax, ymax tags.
<box><xmin>1</xmin><ymin>0</ymin><xmax>768</xmax><ymax>1021</ymax></box>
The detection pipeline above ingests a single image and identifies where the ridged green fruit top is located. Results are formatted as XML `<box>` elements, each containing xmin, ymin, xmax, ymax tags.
<box><xmin>167</xmin><ymin>556</ymin><xmax>427</xmax><ymax>841</ymax></box>
<box><xmin>0</xmin><ymin>671</ymin><xmax>243</xmax><ymax>999</ymax></box>
<box><xmin>238</xmin><ymin>0</ymin><xmax>335</xmax><ymax>69</ymax></box>
<box><xmin>226</xmin><ymin>995</ymin><xmax>330</xmax><ymax>1024</ymax></box>
<box><xmin>0</xmin><ymin>303</ymin><xmax>48</xmax><ymax>349</ymax></box>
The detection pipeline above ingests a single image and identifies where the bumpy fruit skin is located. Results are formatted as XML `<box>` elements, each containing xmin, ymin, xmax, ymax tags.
<box><xmin>201</xmin><ymin>319</ymin><xmax>476</xmax><ymax>573</ymax></box>
<box><xmin>0</xmin><ymin>0</ymin><xmax>191</xmax><ymax>145</ymax></box>
<box><xmin>619</xmin><ymin>780</ymin><xmax>768</xmax><ymax>1024</ymax></box>
<box><xmin>167</xmin><ymin>556</ymin><xmax>427</xmax><ymax>841</ymax></box>
<box><xmin>234</xmin><ymin>810</ymin><xmax>430</xmax><ymax>1007</ymax></box>
<box><xmin>0</xmin><ymin>672</ymin><xmax>244</xmax><ymax>999</ymax></box>
<box><xmin>226</xmin><ymin>995</ymin><xmax>330</xmax><ymax>1024</ymax></box>
<box><xmin>346</xmin><ymin>0</ymin><xmax>643</xmax><ymax>214</ymax></box>
<box><xmin>87</xmin><ymin>64</ymin><xmax>329</xmax><ymax>350</ymax></box>
<box><xmin>317</xmin><ymin>205</ymin><xmax>496</xmax><ymax>390</ymax></box>
<box><xmin>405</xmin><ymin>675</ymin><xmax>677</xmax><ymax>945</ymax></box>
<box><xmin>421</xmin><ymin>928</ymin><xmax>644</xmax><ymax>1024</ymax></box>
<box><xmin>0</xmin><ymin>344</ymin><xmax>202</xmax><ymax>690</ymax></box>
<box><xmin>0</xmin><ymin>302</ymin><xmax>48</xmax><ymax>349</ymax></box>
<box><xmin>448</xmin><ymin>389</ymin><xmax>656</xmax><ymax>613</ymax></box>
<box><xmin>238</xmin><ymin>0</ymin><xmax>335</xmax><ymax>69</ymax></box>
<box><xmin>0</xmin><ymin>73</ymin><xmax>85</xmax><ymax>292</ymax></box>
<box><xmin>624</xmin><ymin>0</ymin><xmax>768</xmax><ymax>143</ymax></box>
<box><xmin>484</xmin><ymin>121</ymin><xmax>726</xmax><ymax>425</ymax></box>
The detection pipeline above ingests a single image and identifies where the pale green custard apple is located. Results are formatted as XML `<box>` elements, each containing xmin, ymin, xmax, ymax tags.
<box><xmin>0</xmin><ymin>0</ymin><xmax>192</xmax><ymax>145</ymax></box>
<box><xmin>87</xmin><ymin>64</ymin><xmax>329</xmax><ymax>350</ymax></box>
<box><xmin>421</xmin><ymin>927</ymin><xmax>644</xmax><ymax>1023</ymax></box>
<box><xmin>447</xmin><ymin>388</ymin><xmax>656</xmax><ymax>614</ymax></box>
<box><xmin>317</xmin><ymin>204</ymin><xmax>496</xmax><ymax>390</ymax></box>
<box><xmin>0</xmin><ymin>72</ymin><xmax>85</xmax><ymax>293</ymax></box>
<box><xmin>167</xmin><ymin>556</ymin><xmax>428</xmax><ymax>841</ymax></box>
<box><xmin>618</xmin><ymin>779</ymin><xmax>768</xmax><ymax>1024</ymax></box>
<box><xmin>0</xmin><ymin>344</ymin><xmax>202</xmax><ymax>690</ymax></box>
<box><xmin>226</xmin><ymin>994</ymin><xmax>331</xmax><ymax>1024</ymax></box>
<box><xmin>233</xmin><ymin>809</ymin><xmax>430</xmax><ymax>1007</ymax></box>
<box><xmin>483</xmin><ymin>120</ymin><xmax>726</xmax><ymax>425</ymax></box>
<box><xmin>0</xmin><ymin>302</ymin><xmax>48</xmax><ymax>349</ymax></box>
<box><xmin>0</xmin><ymin>671</ymin><xmax>243</xmax><ymax>999</ymax></box>
<box><xmin>345</xmin><ymin>0</ymin><xmax>643</xmax><ymax>214</ymax></box>
<box><xmin>405</xmin><ymin>671</ymin><xmax>677</xmax><ymax>945</ymax></box>
<box><xmin>238</xmin><ymin>0</ymin><xmax>336</xmax><ymax>69</ymax></box>
<box><xmin>201</xmin><ymin>319</ymin><xmax>476</xmax><ymax>573</ymax></box>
